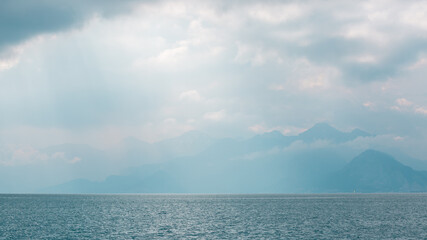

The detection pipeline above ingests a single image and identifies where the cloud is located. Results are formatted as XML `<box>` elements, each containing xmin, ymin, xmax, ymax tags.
<box><xmin>0</xmin><ymin>57</ymin><xmax>20</xmax><ymax>71</ymax></box>
<box><xmin>0</xmin><ymin>0</ymin><xmax>139</xmax><ymax>53</ymax></box>
<box><xmin>0</xmin><ymin>46</ymin><xmax>23</xmax><ymax>71</ymax></box>
<box><xmin>390</xmin><ymin>98</ymin><xmax>427</xmax><ymax>116</ymax></box>
<box><xmin>248</xmin><ymin>124</ymin><xmax>304</xmax><ymax>136</ymax></box>
<box><xmin>400</xmin><ymin>2</ymin><xmax>427</xmax><ymax>30</ymax></box>
<box><xmin>179</xmin><ymin>90</ymin><xmax>201</xmax><ymax>102</ymax></box>
<box><xmin>247</xmin><ymin>3</ymin><xmax>306</xmax><ymax>24</ymax></box>
<box><xmin>347</xmin><ymin>54</ymin><xmax>378</xmax><ymax>64</ymax></box>
<box><xmin>407</xmin><ymin>57</ymin><xmax>427</xmax><ymax>70</ymax></box>
<box><xmin>0</xmin><ymin>144</ymin><xmax>77</xmax><ymax>166</ymax></box>
<box><xmin>204</xmin><ymin>110</ymin><xmax>226</xmax><ymax>121</ymax></box>
<box><xmin>234</xmin><ymin>42</ymin><xmax>283</xmax><ymax>66</ymax></box>
<box><xmin>396</xmin><ymin>98</ymin><xmax>413</xmax><ymax>107</ymax></box>
<box><xmin>393</xmin><ymin>136</ymin><xmax>404</xmax><ymax>141</ymax></box>
<box><xmin>69</xmin><ymin>157</ymin><xmax>82</xmax><ymax>164</ymax></box>
<box><xmin>149</xmin><ymin>46</ymin><xmax>188</xmax><ymax>65</ymax></box>
<box><xmin>363</xmin><ymin>102</ymin><xmax>374</xmax><ymax>108</ymax></box>
<box><xmin>415</xmin><ymin>107</ymin><xmax>427</xmax><ymax>115</ymax></box>
<box><xmin>0</xmin><ymin>0</ymin><xmax>426</xmax><ymax>153</ymax></box>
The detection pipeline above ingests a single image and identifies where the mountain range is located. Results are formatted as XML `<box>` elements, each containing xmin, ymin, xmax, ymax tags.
<box><xmin>40</xmin><ymin>123</ymin><xmax>427</xmax><ymax>193</ymax></box>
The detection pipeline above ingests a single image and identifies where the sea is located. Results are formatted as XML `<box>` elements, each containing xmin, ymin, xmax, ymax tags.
<box><xmin>0</xmin><ymin>194</ymin><xmax>426</xmax><ymax>239</ymax></box>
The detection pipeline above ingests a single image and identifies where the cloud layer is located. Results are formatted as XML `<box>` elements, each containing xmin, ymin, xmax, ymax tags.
<box><xmin>0</xmin><ymin>0</ymin><xmax>426</xmax><ymax>155</ymax></box>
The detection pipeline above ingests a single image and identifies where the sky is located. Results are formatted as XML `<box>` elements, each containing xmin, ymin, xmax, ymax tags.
<box><xmin>1</xmin><ymin>0</ymin><xmax>427</xmax><ymax>165</ymax></box>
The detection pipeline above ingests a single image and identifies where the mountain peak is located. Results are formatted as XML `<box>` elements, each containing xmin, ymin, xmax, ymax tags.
<box><xmin>297</xmin><ymin>123</ymin><xmax>372</xmax><ymax>143</ymax></box>
<box><xmin>331</xmin><ymin>149</ymin><xmax>427</xmax><ymax>192</ymax></box>
<box><xmin>351</xmin><ymin>149</ymin><xmax>400</xmax><ymax>166</ymax></box>
<box><xmin>345</xmin><ymin>149</ymin><xmax>414</xmax><ymax>179</ymax></box>
<box><xmin>302</xmin><ymin>123</ymin><xmax>341</xmax><ymax>134</ymax></box>
<box><xmin>359</xmin><ymin>149</ymin><xmax>388</xmax><ymax>157</ymax></box>
<box><xmin>298</xmin><ymin>123</ymin><xmax>344</xmax><ymax>142</ymax></box>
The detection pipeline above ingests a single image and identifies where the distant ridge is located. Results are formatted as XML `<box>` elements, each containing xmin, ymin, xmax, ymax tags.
<box><xmin>38</xmin><ymin>125</ymin><xmax>427</xmax><ymax>194</ymax></box>
<box><xmin>298</xmin><ymin>123</ymin><xmax>372</xmax><ymax>143</ymax></box>
<box><xmin>328</xmin><ymin>150</ymin><xmax>427</xmax><ymax>192</ymax></box>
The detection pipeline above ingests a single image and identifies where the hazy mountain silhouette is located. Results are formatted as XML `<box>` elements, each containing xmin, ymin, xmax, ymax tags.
<box><xmin>297</xmin><ymin>123</ymin><xmax>372</xmax><ymax>143</ymax></box>
<box><xmin>41</xmin><ymin>164</ymin><xmax>183</xmax><ymax>193</ymax></box>
<box><xmin>38</xmin><ymin>124</ymin><xmax>427</xmax><ymax>193</ymax></box>
<box><xmin>196</xmin><ymin>123</ymin><xmax>369</xmax><ymax>161</ymax></box>
<box><xmin>324</xmin><ymin>150</ymin><xmax>427</xmax><ymax>192</ymax></box>
<box><xmin>378</xmin><ymin>150</ymin><xmax>427</xmax><ymax>171</ymax></box>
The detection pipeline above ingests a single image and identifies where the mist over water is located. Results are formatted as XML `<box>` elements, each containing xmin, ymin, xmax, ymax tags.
<box><xmin>1</xmin><ymin>194</ymin><xmax>426</xmax><ymax>239</ymax></box>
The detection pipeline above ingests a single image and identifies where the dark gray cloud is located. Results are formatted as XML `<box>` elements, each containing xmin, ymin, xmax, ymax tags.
<box><xmin>339</xmin><ymin>38</ymin><xmax>427</xmax><ymax>82</ymax></box>
<box><xmin>0</xmin><ymin>0</ymin><xmax>141</xmax><ymax>51</ymax></box>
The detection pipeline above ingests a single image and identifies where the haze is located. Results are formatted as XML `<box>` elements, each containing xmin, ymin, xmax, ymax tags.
<box><xmin>0</xmin><ymin>0</ymin><xmax>426</xmax><ymax>193</ymax></box>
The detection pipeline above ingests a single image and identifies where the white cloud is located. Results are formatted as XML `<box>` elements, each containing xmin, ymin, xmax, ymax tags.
<box><xmin>347</xmin><ymin>54</ymin><xmax>378</xmax><ymax>64</ymax></box>
<box><xmin>179</xmin><ymin>90</ymin><xmax>201</xmax><ymax>101</ymax></box>
<box><xmin>247</xmin><ymin>3</ymin><xmax>306</xmax><ymax>24</ymax></box>
<box><xmin>393</xmin><ymin>136</ymin><xmax>404</xmax><ymax>141</ymax></box>
<box><xmin>400</xmin><ymin>2</ymin><xmax>427</xmax><ymax>30</ymax></box>
<box><xmin>249</xmin><ymin>124</ymin><xmax>305</xmax><ymax>136</ymax></box>
<box><xmin>407</xmin><ymin>57</ymin><xmax>427</xmax><ymax>70</ymax></box>
<box><xmin>390</xmin><ymin>100</ymin><xmax>427</xmax><ymax>116</ymax></box>
<box><xmin>396</xmin><ymin>98</ymin><xmax>413</xmax><ymax>107</ymax></box>
<box><xmin>286</xmin><ymin>58</ymin><xmax>341</xmax><ymax>91</ymax></box>
<box><xmin>299</xmin><ymin>75</ymin><xmax>330</xmax><ymax>89</ymax></box>
<box><xmin>0</xmin><ymin>57</ymin><xmax>20</xmax><ymax>71</ymax></box>
<box><xmin>363</xmin><ymin>102</ymin><xmax>374</xmax><ymax>108</ymax></box>
<box><xmin>163</xmin><ymin>118</ymin><xmax>177</xmax><ymax>124</ymax></box>
<box><xmin>0</xmin><ymin>45</ymin><xmax>26</xmax><ymax>71</ymax></box>
<box><xmin>204</xmin><ymin>109</ymin><xmax>226</xmax><ymax>121</ymax></box>
<box><xmin>390</xmin><ymin>105</ymin><xmax>401</xmax><ymax>111</ymax></box>
<box><xmin>269</xmin><ymin>84</ymin><xmax>285</xmax><ymax>91</ymax></box>
<box><xmin>273</xmin><ymin>29</ymin><xmax>311</xmax><ymax>44</ymax></box>
<box><xmin>415</xmin><ymin>107</ymin><xmax>427</xmax><ymax>115</ymax></box>
<box><xmin>153</xmin><ymin>46</ymin><xmax>188</xmax><ymax>64</ymax></box>
<box><xmin>69</xmin><ymin>157</ymin><xmax>82</xmax><ymax>164</ymax></box>
<box><xmin>234</xmin><ymin>42</ymin><xmax>283</xmax><ymax>66</ymax></box>
<box><xmin>0</xmin><ymin>145</ymin><xmax>78</xmax><ymax>166</ymax></box>
<box><xmin>341</xmin><ymin>23</ymin><xmax>387</xmax><ymax>44</ymax></box>
<box><xmin>248</xmin><ymin>124</ymin><xmax>265</xmax><ymax>133</ymax></box>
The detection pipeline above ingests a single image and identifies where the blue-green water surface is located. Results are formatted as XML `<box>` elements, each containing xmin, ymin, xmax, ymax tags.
<box><xmin>0</xmin><ymin>194</ymin><xmax>426</xmax><ymax>239</ymax></box>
